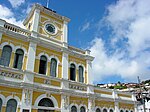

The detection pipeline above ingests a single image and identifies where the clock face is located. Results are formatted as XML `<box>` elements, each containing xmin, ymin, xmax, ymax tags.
<box><xmin>45</xmin><ymin>23</ymin><xmax>57</xmax><ymax>35</ymax></box>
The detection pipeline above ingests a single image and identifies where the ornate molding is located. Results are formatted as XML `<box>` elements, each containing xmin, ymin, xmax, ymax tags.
<box><xmin>0</xmin><ymin>71</ymin><xmax>23</xmax><ymax>79</ymax></box>
<box><xmin>69</xmin><ymin>83</ymin><xmax>87</xmax><ymax>91</ymax></box>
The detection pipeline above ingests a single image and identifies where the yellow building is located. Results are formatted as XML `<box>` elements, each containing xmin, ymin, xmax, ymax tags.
<box><xmin>0</xmin><ymin>4</ymin><xmax>137</xmax><ymax>112</ymax></box>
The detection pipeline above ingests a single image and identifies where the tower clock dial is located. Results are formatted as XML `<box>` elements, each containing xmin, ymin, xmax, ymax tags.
<box><xmin>45</xmin><ymin>23</ymin><xmax>57</xmax><ymax>35</ymax></box>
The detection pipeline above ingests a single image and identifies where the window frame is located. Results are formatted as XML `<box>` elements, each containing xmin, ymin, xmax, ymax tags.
<box><xmin>13</xmin><ymin>49</ymin><xmax>24</xmax><ymax>70</ymax></box>
<box><xmin>39</xmin><ymin>55</ymin><xmax>47</xmax><ymax>75</ymax></box>
<box><xmin>6</xmin><ymin>99</ymin><xmax>17</xmax><ymax>112</ymax></box>
<box><xmin>0</xmin><ymin>45</ymin><xmax>12</xmax><ymax>67</ymax></box>
<box><xmin>70</xmin><ymin>63</ymin><xmax>76</xmax><ymax>81</ymax></box>
<box><xmin>50</xmin><ymin>58</ymin><xmax>57</xmax><ymax>77</ymax></box>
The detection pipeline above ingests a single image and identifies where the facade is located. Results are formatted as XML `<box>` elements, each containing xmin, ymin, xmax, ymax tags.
<box><xmin>0</xmin><ymin>4</ymin><xmax>137</xmax><ymax>112</ymax></box>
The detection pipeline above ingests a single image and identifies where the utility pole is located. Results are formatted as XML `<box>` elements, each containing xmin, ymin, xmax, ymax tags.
<box><xmin>138</xmin><ymin>76</ymin><xmax>146</xmax><ymax>112</ymax></box>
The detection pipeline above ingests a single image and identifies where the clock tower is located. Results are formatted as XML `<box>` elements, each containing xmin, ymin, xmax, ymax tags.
<box><xmin>23</xmin><ymin>3</ymin><xmax>70</xmax><ymax>47</ymax></box>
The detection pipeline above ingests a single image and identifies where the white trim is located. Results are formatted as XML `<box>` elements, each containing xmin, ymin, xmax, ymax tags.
<box><xmin>95</xmin><ymin>106</ymin><xmax>102</xmax><ymax>112</ymax></box>
<box><xmin>125</xmin><ymin>109</ymin><xmax>130</xmax><ymax>112</ymax></box>
<box><xmin>69</xmin><ymin>103</ymin><xmax>78</xmax><ymax>111</ymax></box>
<box><xmin>78</xmin><ymin>64</ymin><xmax>85</xmax><ymax>83</ymax></box>
<box><xmin>120</xmin><ymin>108</ymin><xmax>125</xmax><ymax>112</ymax></box>
<box><xmin>44</xmin><ymin>21</ymin><xmax>58</xmax><ymax>36</ymax></box>
<box><xmin>69</xmin><ymin>61</ymin><xmax>77</xmax><ymax>68</ymax></box>
<box><xmin>79</xmin><ymin>104</ymin><xmax>87</xmax><ymax>112</ymax></box>
<box><xmin>129</xmin><ymin>109</ymin><xmax>134</xmax><ymax>112</ymax></box>
<box><xmin>69</xmin><ymin>61</ymin><xmax>78</xmax><ymax>81</ymax></box>
<box><xmin>37</xmin><ymin>52</ymin><xmax>49</xmax><ymax>60</ymax></box>
<box><xmin>0</xmin><ymin>42</ymin><xmax>15</xmax><ymax>52</ymax></box>
<box><xmin>5</xmin><ymin>95</ymin><xmax>21</xmax><ymax>106</ymax></box>
<box><xmin>0</xmin><ymin>94</ymin><xmax>5</xmax><ymax>105</ymax></box>
<box><xmin>102</xmin><ymin>107</ymin><xmax>109</xmax><ymax>112</ymax></box>
<box><xmin>34</xmin><ymin>94</ymin><xmax>58</xmax><ymax>108</ymax></box>
<box><xmin>14</xmin><ymin>46</ymin><xmax>27</xmax><ymax>55</ymax></box>
<box><xmin>109</xmin><ymin>107</ymin><xmax>114</xmax><ymax>112</ymax></box>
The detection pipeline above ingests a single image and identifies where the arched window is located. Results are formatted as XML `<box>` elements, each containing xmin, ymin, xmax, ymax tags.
<box><xmin>0</xmin><ymin>98</ymin><xmax>2</xmax><ymax>112</ymax></box>
<box><xmin>38</xmin><ymin>98</ymin><xmax>54</xmax><ymax>107</ymax></box>
<box><xmin>50</xmin><ymin>58</ymin><xmax>57</xmax><ymax>77</ymax></box>
<box><xmin>96</xmin><ymin>108</ymin><xmax>101</xmax><ymax>112</ymax></box>
<box><xmin>38</xmin><ymin>98</ymin><xmax>54</xmax><ymax>112</ymax></box>
<box><xmin>39</xmin><ymin>55</ymin><xmax>47</xmax><ymax>75</ymax></box>
<box><xmin>6</xmin><ymin>99</ymin><xmax>17</xmax><ymax>112</ymax></box>
<box><xmin>110</xmin><ymin>109</ymin><xmax>113</xmax><ymax>112</ymax></box>
<box><xmin>120</xmin><ymin>110</ymin><xmax>124</xmax><ymax>112</ymax></box>
<box><xmin>103</xmin><ymin>109</ymin><xmax>107</xmax><ymax>112</ymax></box>
<box><xmin>13</xmin><ymin>49</ymin><xmax>24</xmax><ymax>69</ymax></box>
<box><xmin>70</xmin><ymin>64</ymin><xmax>76</xmax><ymax>81</ymax></box>
<box><xmin>126</xmin><ymin>110</ymin><xmax>129</xmax><ymax>112</ymax></box>
<box><xmin>79</xmin><ymin>66</ymin><xmax>84</xmax><ymax>83</ymax></box>
<box><xmin>71</xmin><ymin>106</ymin><xmax>77</xmax><ymax>112</ymax></box>
<box><xmin>0</xmin><ymin>45</ymin><xmax>12</xmax><ymax>66</ymax></box>
<box><xmin>80</xmin><ymin>106</ymin><xmax>86</xmax><ymax>112</ymax></box>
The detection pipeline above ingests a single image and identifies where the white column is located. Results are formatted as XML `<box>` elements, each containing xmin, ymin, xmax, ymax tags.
<box><xmin>21</xmin><ymin>89</ymin><xmax>33</xmax><ymax>112</ymax></box>
<box><xmin>31</xmin><ymin>9</ymin><xmax>40</xmax><ymax>37</ymax></box>
<box><xmin>86</xmin><ymin>50</ymin><xmax>93</xmax><ymax>84</ymax></box>
<box><xmin>113</xmin><ymin>90</ymin><xmax>119</xmax><ymax>112</ymax></box>
<box><xmin>61</xmin><ymin>95</ymin><xmax>69</xmax><ymax>112</ymax></box>
<box><xmin>62</xmin><ymin>52</ymin><xmax>68</xmax><ymax>79</ymax></box>
<box><xmin>88</xmin><ymin>97</ymin><xmax>95</xmax><ymax>112</ymax></box>
<box><xmin>62</xmin><ymin>21</ymin><xmax>68</xmax><ymax>44</ymax></box>
<box><xmin>26</xmin><ymin>42</ymin><xmax>37</xmax><ymax>72</ymax></box>
<box><xmin>0</xmin><ymin>19</ymin><xmax>5</xmax><ymax>42</ymax></box>
<box><xmin>86</xmin><ymin>59</ymin><xmax>92</xmax><ymax>84</ymax></box>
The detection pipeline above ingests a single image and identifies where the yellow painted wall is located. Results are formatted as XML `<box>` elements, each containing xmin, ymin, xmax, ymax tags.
<box><xmin>119</xmin><ymin>102</ymin><xmax>134</xmax><ymax>110</ymax></box>
<box><xmin>32</xmin><ymin>91</ymin><xmax>61</xmax><ymax>108</ymax></box>
<box><xmin>94</xmin><ymin>89</ymin><xmax>112</xmax><ymax>95</ymax></box>
<box><xmin>35</xmin><ymin>45</ymin><xmax>62</xmax><ymax>78</ymax></box>
<box><xmin>118</xmin><ymin>94</ymin><xmax>131</xmax><ymax>98</ymax></box>
<box><xmin>0</xmin><ymin>35</ymin><xmax>29</xmax><ymax>70</ymax></box>
<box><xmin>0</xmin><ymin>86</ymin><xmax>22</xmax><ymax>100</ymax></box>
<box><xmin>38</xmin><ymin>12</ymin><xmax>63</xmax><ymax>41</ymax></box>
<box><xmin>68</xmin><ymin>55</ymin><xmax>87</xmax><ymax>83</ymax></box>
<box><xmin>95</xmin><ymin>100</ymin><xmax>114</xmax><ymax>108</ymax></box>
<box><xmin>70</xmin><ymin>96</ymin><xmax>88</xmax><ymax>107</ymax></box>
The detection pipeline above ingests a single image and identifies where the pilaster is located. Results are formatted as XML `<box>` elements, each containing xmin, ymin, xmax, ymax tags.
<box><xmin>32</xmin><ymin>9</ymin><xmax>40</xmax><ymax>32</ymax></box>
<box><xmin>62</xmin><ymin>52</ymin><xmax>68</xmax><ymax>79</ymax></box>
<box><xmin>61</xmin><ymin>94</ymin><xmax>70</xmax><ymax>112</ymax></box>
<box><xmin>86</xmin><ymin>59</ymin><xmax>92</xmax><ymax>84</ymax></box>
<box><xmin>62</xmin><ymin>21</ymin><xmax>68</xmax><ymax>43</ymax></box>
<box><xmin>26</xmin><ymin>42</ymin><xmax>37</xmax><ymax>72</ymax></box>
<box><xmin>21</xmin><ymin>89</ymin><xmax>33</xmax><ymax>112</ymax></box>
<box><xmin>88</xmin><ymin>97</ymin><xmax>95</xmax><ymax>112</ymax></box>
<box><xmin>86</xmin><ymin>50</ymin><xmax>93</xmax><ymax>84</ymax></box>
<box><xmin>113</xmin><ymin>90</ymin><xmax>119</xmax><ymax>112</ymax></box>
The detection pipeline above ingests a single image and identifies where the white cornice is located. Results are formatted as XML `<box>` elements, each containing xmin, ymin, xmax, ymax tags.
<box><xmin>23</xmin><ymin>3</ymin><xmax>70</xmax><ymax>26</ymax></box>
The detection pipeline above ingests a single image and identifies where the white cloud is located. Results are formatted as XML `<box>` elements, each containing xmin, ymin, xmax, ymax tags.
<box><xmin>0</xmin><ymin>5</ymin><xmax>24</xmax><ymax>27</ymax></box>
<box><xmin>8</xmin><ymin>0</ymin><xmax>25</xmax><ymax>8</ymax></box>
<box><xmin>90</xmin><ymin>0</ymin><xmax>150</xmax><ymax>83</ymax></box>
<box><xmin>80</xmin><ymin>22</ymin><xmax>90</xmax><ymax>32</ymax></box>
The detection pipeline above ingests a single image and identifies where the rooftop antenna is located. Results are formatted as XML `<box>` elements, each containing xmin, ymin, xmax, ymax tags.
<box><xmin>47</xmin><ymin>0</ymin><xmax>50</xmax><ymax>8</ymax></box>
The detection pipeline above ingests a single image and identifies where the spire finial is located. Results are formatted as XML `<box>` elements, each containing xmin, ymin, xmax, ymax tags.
<box><xmin>47</xmin><ymin>0</ymin><xmax>50</xmax><ymax>8</ymax></box>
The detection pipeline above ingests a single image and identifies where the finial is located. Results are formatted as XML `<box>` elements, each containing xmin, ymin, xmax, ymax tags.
<box><xmin>47</xmin><ymin>0</ymin><xmax>50</xmax><ymax>8</ymax></box>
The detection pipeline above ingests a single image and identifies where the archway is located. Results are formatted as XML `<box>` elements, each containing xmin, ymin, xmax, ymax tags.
<box><xmin>38</xmin><ymin>98</ymin><xmax>54</xmax><ymax>112</ymax></box>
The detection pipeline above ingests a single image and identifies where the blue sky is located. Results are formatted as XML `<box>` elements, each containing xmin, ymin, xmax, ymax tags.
<box><xmin>0</xmin><ymin>0</ymin><xmax>150</xmax><ymax>84</ymax></box>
